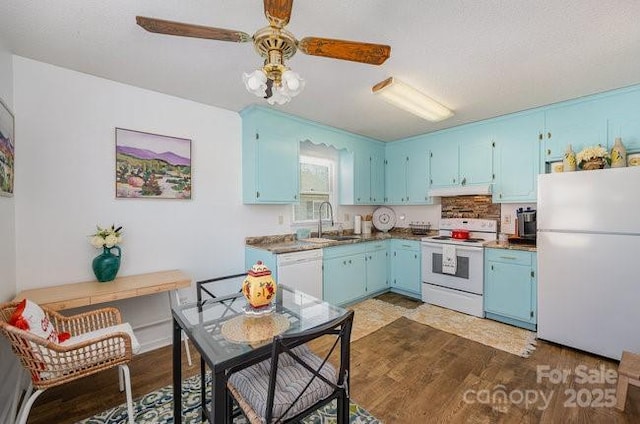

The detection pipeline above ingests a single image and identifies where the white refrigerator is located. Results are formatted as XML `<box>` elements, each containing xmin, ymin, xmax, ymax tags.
<box><xmin>538</xmin><ymin>166</ymin><xmax>640</xmax><ymax>360</ymax></box>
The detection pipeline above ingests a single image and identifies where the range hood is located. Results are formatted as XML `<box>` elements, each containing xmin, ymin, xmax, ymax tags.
<box><xmin>428</xmin><ymin>184</ymin><xmax>492</xmax><ymax>197</ymax></box>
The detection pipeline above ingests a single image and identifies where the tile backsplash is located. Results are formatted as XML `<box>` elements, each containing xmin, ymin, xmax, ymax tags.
<box><xmin>441</xmin><ymin>195</ymin><xmax>501</xmax><ymax>220</ymax></box>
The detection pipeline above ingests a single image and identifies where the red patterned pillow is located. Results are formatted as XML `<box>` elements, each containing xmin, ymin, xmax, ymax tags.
<box><xmin>9</xmin><ymin>299</ymin><xmax>70</xmax><ymax>343</ymax></box>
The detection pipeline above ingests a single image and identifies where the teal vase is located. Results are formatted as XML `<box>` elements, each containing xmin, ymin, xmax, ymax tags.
<box><xmin>92</xmin><ymin>246</ymin><xmax>121</xmax><ymax>282</ymax></box>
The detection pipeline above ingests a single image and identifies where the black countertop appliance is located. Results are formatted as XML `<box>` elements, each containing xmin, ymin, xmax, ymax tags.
<box><xmin>517</xmin><ymin>207</ymin><xmax>537</xmax><ymax>239</ymax></box>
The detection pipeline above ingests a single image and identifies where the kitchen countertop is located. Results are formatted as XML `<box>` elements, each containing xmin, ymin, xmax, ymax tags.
<box><xmin>484</xmin><ymin>240</ymin><xmax>537</xmax><ymax>252</ymax></box>
<box><xmin>246</xmin><ymin>229</ymin><xmax>436</xmax><ymax>254</ymax></box>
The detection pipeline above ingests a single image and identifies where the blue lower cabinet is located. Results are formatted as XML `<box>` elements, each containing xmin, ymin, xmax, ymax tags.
<box><xmin>484</xmin><ymin>248</ymin><xmax>537</xmax><ymax>330</ymax></box>
<box><xmin>365</xmin><ymin>242</ymin><xmax>388</xmax><ymax>293</ymax></box>
<box><xmin>389</xmin><ymin>240</ymin><xmax>421</xmax><ymax>298</ymax></box>
<box><xmin>323</xmin><ymin>253</ymin><xmax>366</xmax><ymax>306</ymax></box>
<box><xmin>322</xmin><ymin>241</ymin><xmax>390</xmax><ymax>306</ymax></box>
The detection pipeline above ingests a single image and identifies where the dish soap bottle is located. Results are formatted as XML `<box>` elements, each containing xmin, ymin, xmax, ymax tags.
<box><xmin>610</xmin><ymin>137</ymin><xmax>627</xmax><ymax>168</ymax></box>
<box><xmin>563</xmin><ymin>144</ymin><xmax>577</xmax><ymax>172</ymax></box>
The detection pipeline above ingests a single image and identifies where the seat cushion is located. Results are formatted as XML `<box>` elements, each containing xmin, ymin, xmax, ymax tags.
<box><xmin>228</xmin><ymin>346</ymin><xmax>337</xmax><ymax>423</ymax></box>
<box><xmin>63</xmin><ymin>322</ymin><xmax>141</xmax><ymax>354</ymax></box>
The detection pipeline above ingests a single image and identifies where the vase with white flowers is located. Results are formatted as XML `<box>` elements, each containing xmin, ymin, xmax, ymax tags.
<box><xmin>576</xmin><ymin>145</ymin><xmax>611</xmax><ymax>170</ymax></box>
<box><xmin>90</xmin><ymin>225</ymin><xmax>123</xmax><ymax>282</ymax></box>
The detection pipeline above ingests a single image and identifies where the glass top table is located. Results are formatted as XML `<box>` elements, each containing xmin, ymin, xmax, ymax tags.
<box><xmin>171</xmin><ymin>284</ymin><xmax>349</xmax><ymax>423</ymax></box>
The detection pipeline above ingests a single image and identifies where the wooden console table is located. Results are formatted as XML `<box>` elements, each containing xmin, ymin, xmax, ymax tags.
<box><xmin>13</xmin><ymin>269</ymin><xmax>191</xmax><ymax>311</ymax></box>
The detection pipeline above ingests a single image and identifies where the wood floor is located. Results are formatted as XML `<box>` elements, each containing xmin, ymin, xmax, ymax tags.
<box><xmin>26</xmin><ymin>295</ymin><xmax>639</xmax><ymax>423</ymax></box>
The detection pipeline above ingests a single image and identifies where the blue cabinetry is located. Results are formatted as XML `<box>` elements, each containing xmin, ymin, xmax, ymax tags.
<box><xmin>389</xmin><ymin>240</ymin><xmax>421</xmax><ymax>298</ymax></box>
<box><xmin>542</xmin><ymin>99</ymin><xmax>608</xmax><ymax>162</ymax></box>
<box><xmin>484</xmin><ymin>248</ymin><xmax>537</xmax><ymax>330</ymax></box>
<box><xmin>429</xmin><ymin>127</ymin><xmax>493</xmax><ymax>189</ymax></box>
<box><xmin>492</xmin><ymin>112</ymin><xmax>543</xmax><ymax>203</ymax></box>
<box><xmin>365</xmin><ymin>241</ymin><xmax>388</xmax><ymax>293</ymax></box>
<box><xmin>385</xmin><ymin>140</ymin><xmax>432</xmax><ymax>205</ymax></box>
<box><xmin>241</xmin><ymin>107</ymin><xmax>300</xmax><ymax>204</ymax></box>
<box><xmin>601</xmin><ymin>86</ymin><xmax>640</xmax><ymax>152</ymax></box>
<box><xmin>323</xmin><ymin>241</ymin><xmax>388</xmax><ymax>305</ymax></box>
<box><xmin>355</xmin><ymin>146</ymin><xmax>385</xmax><ymax>204</ymax></box>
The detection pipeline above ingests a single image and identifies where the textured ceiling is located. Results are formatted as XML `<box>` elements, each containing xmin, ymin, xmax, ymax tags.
<box><xmin>1</xmin><ymin>1</ymin><xmax>640</xmax><ymax>141</ymax></box>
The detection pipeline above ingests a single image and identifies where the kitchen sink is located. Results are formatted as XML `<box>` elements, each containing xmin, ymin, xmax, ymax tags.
<box><xmin>321</xmin><ymin>235</ymin><xmax>361</xmax><ymax>241</ymax></box>
<box><xmin>304</xmin><ymin>235</ymin><xmax>361</xmax><ymax>244</ymax></box>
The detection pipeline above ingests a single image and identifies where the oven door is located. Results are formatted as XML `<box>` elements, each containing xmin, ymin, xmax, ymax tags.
<box><xmin>421</xmin><ymin>242</ymin><xmax>484</xmax><ymax>295</ymax></box>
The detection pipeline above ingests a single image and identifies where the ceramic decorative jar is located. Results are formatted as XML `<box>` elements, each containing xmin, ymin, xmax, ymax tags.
<box><xmin>610</xmin><ymin>137</ymin><xmax>627</xmax><ymax>168</ymax></box>
<box><xmin>242</xmin><ymin>261</ymin><xmax>277</xmax><ymax>309</ymax></box>
<box><xmin>92</xmin><ymin>246</ymin><xmax>121</xmax><ymax>282</ymax></box>
<box><xmin>563</xmin><ymin>144</ymin><xmax>577</xmax><ymax>172</ymax></box>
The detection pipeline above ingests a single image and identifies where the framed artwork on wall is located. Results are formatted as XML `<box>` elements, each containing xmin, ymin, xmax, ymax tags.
<box><xmin>0</xmin><ymin>97</ymin><xmax>15</xmax><ymax>197</ymax></box>
<box><xmin>115</xmin><ymin>128</ymin><xmax>192</xmax><ymax>199</ymax></box>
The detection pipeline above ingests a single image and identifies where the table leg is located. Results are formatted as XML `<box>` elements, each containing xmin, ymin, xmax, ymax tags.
<box><xmin>173</xmin><ymin>317</ymin><xmax>182</xmax><ymax>423</ymax></box>
<box><xmin>211</xmin><ymin>369</ymin><xmax>227</xmax><ymax>423</ymax></box>
<box><xmin>171</xmin><ymin>291</ymin><xmax>193</xmax><ymax>367</ymax></box>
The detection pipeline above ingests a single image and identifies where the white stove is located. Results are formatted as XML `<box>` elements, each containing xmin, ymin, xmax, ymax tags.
<box><xmin>421</xmin><ymin>218</ymin><xmax>498</xmax><ymax>247</ymax></box>
<box><xmin>420</xmin><ymin>218</ymin><xmax>497</xmax><ymax>317</ymax></box>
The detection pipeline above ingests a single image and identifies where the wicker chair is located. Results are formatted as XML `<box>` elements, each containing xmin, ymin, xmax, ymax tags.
<box><xmin>0</xmin><ymin>301</ymin><xmax>137</xmax><ymax>424</ymax></box>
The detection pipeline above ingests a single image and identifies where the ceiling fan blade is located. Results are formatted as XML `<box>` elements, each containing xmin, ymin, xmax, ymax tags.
<box><xmin>136</xmin><ymin>16</ymin><xmax>251</xmax><ymax>43</ymax></box>
<box><xmin>298</xmin><ymin>37</ymin><xmax>391</xmax><ymax>65</ymax></box>
<box><xmin>264</xmin><ymin>0</ymin><xmax>293</xmax><ymax>27</ymax></box>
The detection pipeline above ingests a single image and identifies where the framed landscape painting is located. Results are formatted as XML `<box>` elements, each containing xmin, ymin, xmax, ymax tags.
<box><xmin>0</xmin><ymin>98</ymin><xmax>15</xmax><ymax>197</ymax></box>
<box><xmin>115</xmin><ymin>128</ymin><xmax>191</xmax><ymax>199</ymax></box>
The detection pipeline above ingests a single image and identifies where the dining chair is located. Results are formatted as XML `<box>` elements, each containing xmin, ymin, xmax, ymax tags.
<box><xmin>197</xmin><ymin>273</ymin><xmax>247</xmax><ymax>302</ymax></box>
<box><xmin>226</xmin><ymin>310</ymin><xmax>355</xmax><ymax>424</ymax></box>
<box><xmin>0</xmin><ymin>301</ymin><xmax>140</xmax><ymax>424</ymax></box>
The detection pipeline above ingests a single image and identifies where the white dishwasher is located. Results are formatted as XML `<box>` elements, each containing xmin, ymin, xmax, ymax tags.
<box><xmin>276</xmin><ymin>249</ymin><xmax>323</xmax><ymax>299</ymax></box>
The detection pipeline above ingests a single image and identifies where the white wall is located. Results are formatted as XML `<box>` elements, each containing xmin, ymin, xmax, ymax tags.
<box><xmin>0</xmin><ymin>41</ymin><xmax>20</xmax><ymax>424</ymax></box>
<box><xmin>0</xmin><ymin>42</ymin><xmax>15</xmax><ymax>302</ymax></box>
<box><xmin>7</xmin><ymin>57</ymin><xmax>298</xmax><ymax>349</ymax></box>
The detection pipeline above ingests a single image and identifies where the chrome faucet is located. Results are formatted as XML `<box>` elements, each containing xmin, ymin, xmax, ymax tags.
<box><xmin>318</xmin><ymin>201</ymin><xmax>334</xmax><ymax>238</ymax></box>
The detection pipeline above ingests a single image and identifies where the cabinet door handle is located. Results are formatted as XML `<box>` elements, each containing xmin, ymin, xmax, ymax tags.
<box><xmin>547</xmin><ymin>132</ymin><xmax>552</xmax><ymax>139</ymax></box>
<box><xmin>401</xmin><ymin>244</ymin><xmax>412</xmax><ymax>248</ymax></box>
<box><xmin>538</xmin><ymin>133</ymin><xmax>543</xmax><ymax>141</ymax></box>
<box><xmin>348</xmin><ymin>259</ymin><xmax>352</xmax><ymax>264</ymax></box>
<box><xmin>499</xmin><ymin>256</ymin><xmax>517</xmax><ymax>260</ymax></box>
<box><xmin>547</xmin><ymin>149</ymin><xmax>551</xmax><ymax>156</ymax></box>
<box><xmin>461</xmin><ymin>177</ymin><xmax>466</xmax><ymax>185</ymax></box>
<box><xmin>452</xmin><ymin>178</ymin><xmax>456</xmax><ymax>183</ymax></box>
<box><xmin>293</xmin><ymin>194</ymin><xmax>297</xmax><ymax>200</ymax></box>
<box><xmin>343</xmin><ymin>261</ymin><xmax>347</xmax><ymax>265</ymax></box>
<box><xmin>491</xmin><ymin>264</ymin><xmax>494</xmax><ymax>270</ymax></box>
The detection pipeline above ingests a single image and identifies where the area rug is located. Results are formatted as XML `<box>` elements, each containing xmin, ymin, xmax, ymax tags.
<box><xmin>77</xmin><ymin>373</ymin><xmax>380</xmax><ymax>424</ymax></box>
<box><xmin>349</xmin><ymin>298</ymin><xmax>537</xmax><ymax>357</ymax></box>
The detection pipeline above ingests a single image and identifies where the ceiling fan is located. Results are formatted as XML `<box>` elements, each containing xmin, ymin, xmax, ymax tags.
<box><xmin>136</xmin><ymin>0</ymin><xmax>391</xmax><ymax>104</ymax></box>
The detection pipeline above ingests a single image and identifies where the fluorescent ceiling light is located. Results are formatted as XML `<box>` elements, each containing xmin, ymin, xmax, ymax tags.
<box><xmin>372</xmin><ymin>77</ymin><xmax>453</xmax><ymax>122</ymax></box>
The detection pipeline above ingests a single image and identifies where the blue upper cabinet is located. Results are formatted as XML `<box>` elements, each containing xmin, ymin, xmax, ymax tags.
<box><xmin>429</xmin><ymin>126</ymin><xmax>493</xmax><ymax>188</ymax></box>
<box><xmin>406</xmin><ymin>140</ymin><xmax>432</xmax><ymax>204</ymax></box>
<box><xmin>542</xmin><ymin>98</ymin><xmax>608</xmax><ymax>162</ymax></box>
<box><xmin>458</xmin><ymin>124</ymin><xmax>494</xmax><ymax>186</ymax></box>
<box><xmin>342</xmin><ymin>142</ymin><xmax>385</xmax><ymax>205</ymax></box>
<box><xmin>241</xmin><ymin>107</ymin><xmax>300</xmax><ymax>204</ymax></box>
<box><xmin>429</xmin><ymin>131</ymin><xmax>459</xmax><ymax>187</ymax></box>
<box><xmin>384</xmin><ymin>139</ymin><xmax>432</xmax><ymax>205</ymax></box>
<box><xmin>600</xmin><ymin>86</ymin><xmax>640</xmax><ymax>152</ymax></box>
<box><xmin>492</xmin><ymin>112</ymin><xmax>543</xmax><ymax>203</ymax></box>
<box><xmin>384</xmin><ymin>143</ymin><xmax>407</xmax><ymax>203</ymax></box>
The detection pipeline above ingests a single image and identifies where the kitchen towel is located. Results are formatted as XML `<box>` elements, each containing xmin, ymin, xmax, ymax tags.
<box><xmin>442</xmin><ymin>245</ymin><xmax>457</xmax><ymax>275</ymax></box>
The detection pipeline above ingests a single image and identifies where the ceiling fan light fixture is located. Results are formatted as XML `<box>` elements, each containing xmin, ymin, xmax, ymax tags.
<box><xmin>372</xmin><ymin>77</ymin><xmax>453</xmax><ymax>122</ymax></box>
<box><xmin>281</xmin><ymin>70</ymin><xmax>305</xmax><ymax>96</ymax></box>
<box><xmin>243</xmin><ymin>70</ymin><xmax>268</xmax><ymax>97</ymax></box>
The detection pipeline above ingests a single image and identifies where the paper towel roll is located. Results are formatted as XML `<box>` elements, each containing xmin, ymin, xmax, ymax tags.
<box><xmin>354</xmin><ymin>215</ymin><xmax>362</xmax><ymax>234</ymax></box>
